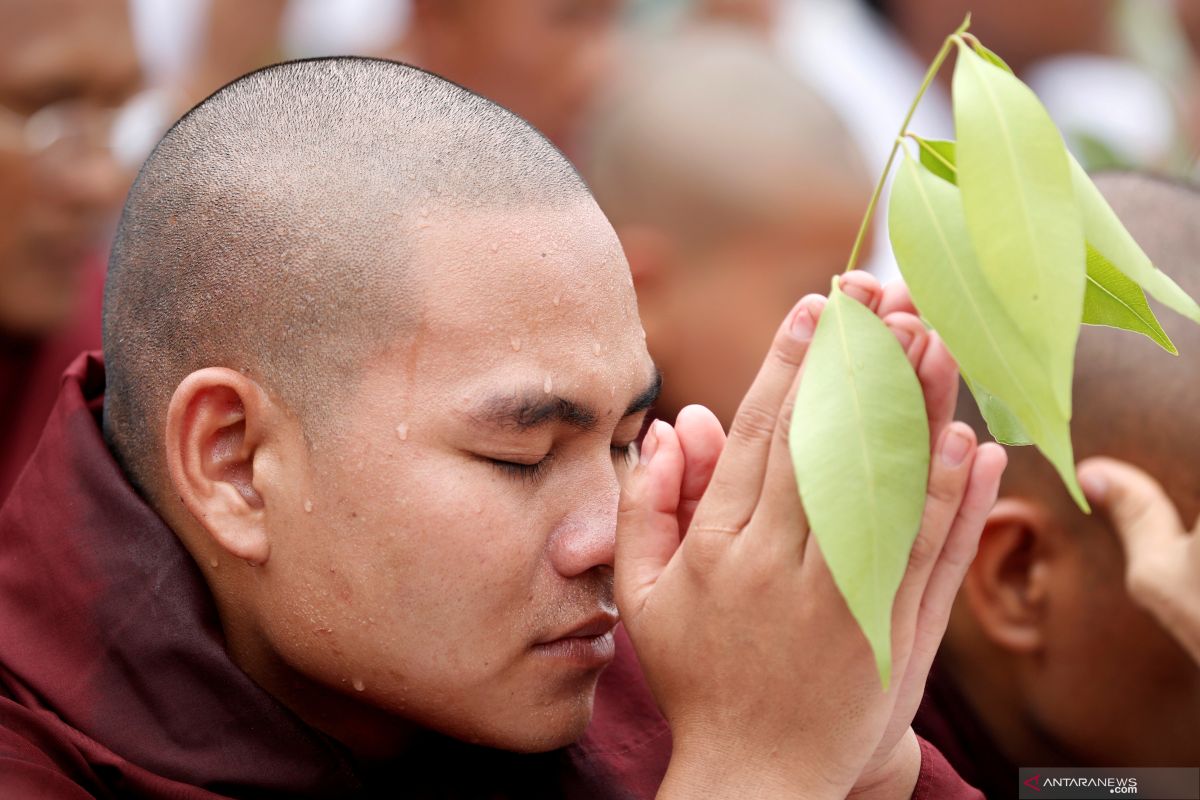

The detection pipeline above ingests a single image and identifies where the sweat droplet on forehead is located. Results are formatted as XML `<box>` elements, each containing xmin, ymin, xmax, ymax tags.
<box><xmin>510</xmin><ymin>335</ymin><xmax>521</xmax><ymax>352</ymax></box>
<box><xmin>396</xmin><ymin>422</ymin><xmax>409</xmax><ymax>440</ymax></box>
<box><xmin>543</xmin><ymin>375</ymin><xmax>553</xmax><ymax>394</ymax></box>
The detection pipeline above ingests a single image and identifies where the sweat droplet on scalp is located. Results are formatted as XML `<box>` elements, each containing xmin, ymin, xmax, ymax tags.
<box><xmin>396</xmin><ymin>422</ymin><xmax>409</xmax><ymax>440</ymax></box>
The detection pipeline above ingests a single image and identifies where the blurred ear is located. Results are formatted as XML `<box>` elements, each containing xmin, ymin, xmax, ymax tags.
<box><xmin>164</xmin><ymin>368</ymin><xmax>281</xmax><ymax>566</ymax></box>
<box><xmin>617</xmin><ymin>224</ymin><xmax>677</xmax><ymax>294</ymax></box>
<box><xmin>960</xmin><ymin>497</ymin><xmax>1054</xmax><ymax>654</ymax></box>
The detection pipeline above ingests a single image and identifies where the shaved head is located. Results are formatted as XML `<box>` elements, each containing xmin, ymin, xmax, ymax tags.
<box><xmin>103</xmin><ymin>57</ymin><xmax>589</xmax><ymax>497</ymax></box>
<box><xmin>961</xmin><ymin>172</ymin><xmax>1200</xmax><ymax>524</ymax></box>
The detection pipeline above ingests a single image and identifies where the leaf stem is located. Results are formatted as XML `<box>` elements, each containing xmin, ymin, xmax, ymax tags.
<box><xmin>843</xmin><ymin>14</ymin><xmax>972</xmax><ymax>273</ymax></box>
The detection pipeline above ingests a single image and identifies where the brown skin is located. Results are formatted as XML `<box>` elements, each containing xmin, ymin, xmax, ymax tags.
<box><xmin>162</xmin><ymin>203</ymin><xmax>655</xmax><ymax>755</ymax></box>
<box><xmin>396</xmin><ymin>0</ymin><xmax>621</xmax><ymax>153</ymax></box>
<box><xmin>625</xmin><ymin>189</ymin><xmax>862</xmax><ymax>429</ymax></box>
<box><xmin>944</xmin><ymin>460</ymin><xmax>1200</xmax><ymax>768</ymax></box>
<box><xmin>154</xmin><ymin>188</ymin><xmax>1005</xmax><ymax>798</ymax></box>
<box><xmin>0</xmin><ymin>0</ymin><xmax>140</xmax><ymax>336</ymax></box>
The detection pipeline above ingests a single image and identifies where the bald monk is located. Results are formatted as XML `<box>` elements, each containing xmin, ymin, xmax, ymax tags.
<box><xmin>0</xmin><ymin>58</ymin><xmax>1004</xmax><ymax>798</ymax></box>
<box><xmin>582</xmin><ymin>26</ymin><xmax>868</xmax><ymax>428</ymax></box>
<box><xmin>913</xmin><ymin>173</ymin><xmax>1200</xmax><ymax>799</ymax></box>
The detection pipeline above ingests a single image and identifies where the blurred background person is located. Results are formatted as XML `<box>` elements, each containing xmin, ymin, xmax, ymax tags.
<box><xmin>688</xmin><ymin>0</ymin><xmax>1188</xmax><ymax>279</ymax></box>
<box><xmin>582</xmin><ymin>25</ymin><xmax>867</xmax><ymax>428</ymax></box>
<box><xmin>391</xmin><ymin>0</ymin><xmax>622</xmax><ymax>157</ymax></box>
<box><xmin>913</xmin><ymin>172</ymin><xmax>1200</xmax><ymax>800</ymax></box>
<box><xmin>0</xmin><ymin>0</ymin><xmax>143</xmax><ymax>501</ymax></box>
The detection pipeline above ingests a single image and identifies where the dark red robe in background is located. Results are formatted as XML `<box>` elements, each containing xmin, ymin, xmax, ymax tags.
<box><xmin>913</xmin><ymin>662</ymin><xmax>1015</xmax><ymax>800</ymax></box>
<box><xmin>0</xmin><ymin>353</ymin><xmax>983</xmax><ymax>798</ymax></box>
<box><xmin>0</xmin><ymin>257</ymin><xmax>104</xmax><ymax>503</ymax></box>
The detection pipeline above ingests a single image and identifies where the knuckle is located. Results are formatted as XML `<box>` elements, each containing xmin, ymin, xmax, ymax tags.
<box><xmin>768</xmin><ymin>334</ymin><xmax>806</xmax><ymax>370</ymax></box>
<box><xmin>906</xmin><ymin>527</ymin><xmax>942</xmax><ymax>571</ymax></box>
<box><xmin>926</xmin><ymin>469</ymin><xmax>965</xmax><ymax>507</ymax></box>
<box><xmin>729</xmin><ymin>403</ymin><xmax>779</xmax><ymax>444</ymax></box>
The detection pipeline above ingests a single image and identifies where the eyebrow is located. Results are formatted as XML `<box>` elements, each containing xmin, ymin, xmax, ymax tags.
<box><xmin>471</xmin><ymin>367</ymin><xmax>662</xmax><ymax>432</ymax></box>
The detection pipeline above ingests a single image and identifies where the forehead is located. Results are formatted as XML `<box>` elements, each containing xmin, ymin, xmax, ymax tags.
<box><xmin>399</xmin><ymin>202</ymin><xmax>651</xmax><ymax>401</ymax></box>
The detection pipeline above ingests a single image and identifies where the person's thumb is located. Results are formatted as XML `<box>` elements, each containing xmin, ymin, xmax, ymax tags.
<box><xmin>1078</xmin><ymin>457</ymin><xmax>1185</xmax><ymax>559</ymax></box>
<box><xmin>616</xmin><ymin>420</ymin><xmax>686</xmax><ymax>620</ymax></box>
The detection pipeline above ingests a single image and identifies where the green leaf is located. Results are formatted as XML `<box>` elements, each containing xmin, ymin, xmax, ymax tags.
<box><xmin>889</xmin><ymin>152</ymin><xmax>1088</xmax><ymax>510</ymax></box>
<box><xmin>952</xmin><ymin>43</ymin><xmax>1085</xmax><ymax>419</ymax></box>
<box><xmin>790</xmin><ymin>281</ymin><xmax>930</xmax><ymax>689</ymax></box>
<box><xmin>1083</xmin><ymin>244</ymin><xmax>1177</xmax><ymax>353</ymax></box>
<box><xmin>963</xmin><ymin>375</ymin><xmax>1032</xmax><ymax>445</ymax></box>
<box><xmin>1068</xmin><ymin>154</ymin><xmax>1200</xmax><ymax>325</ymax></box>
<box><xmin>908</xmin><ymin>137</ymin><xmax>1180</xmax><ymax>354</ymax></box>
<box><xmin>912</xmin><ymin>136</ymin><xmax>957</xmax><ymax>185</ymax></box>
<box><xmin>970</xmin><ymin>40</ymin><xmax>1014</xmax><ymax>74</ymax></box>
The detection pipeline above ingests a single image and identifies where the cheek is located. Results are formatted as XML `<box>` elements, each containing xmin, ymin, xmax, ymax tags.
<box><xmin>261</xmin><ymin>450</ymin><xmax>558</xmax><ymax>696</ymax></box>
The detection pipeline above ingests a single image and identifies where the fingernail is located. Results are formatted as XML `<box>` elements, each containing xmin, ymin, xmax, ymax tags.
<box><xmin>839</xmin><ymin>276</ymin><xmax>874</xmax><ymax>306</ymax></box>
<box><xmin>1080</xmin><ymin>471</ymin><xmax>1107</xmax><ymax>500</ymax></box>
<box><xmin>640</xmin><ymin>421</ymin><xmax>661</xmax><ymax>466</ymax></box>
<box><xmin>941</xmin><ymin>428</ymin><xmax>971</xmax><ymax>467</ymax></box>
<box><xmin>790</xmin><ymin>304</ymin><xmax>816</xmax><ymax>340</ymax></box>
<box><xmin>893</xmin><ymin>327</ymin><xmax>915</xmax><ymax>352</ymax></box>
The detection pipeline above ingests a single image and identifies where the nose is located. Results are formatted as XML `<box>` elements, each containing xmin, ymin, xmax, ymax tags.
<box><xmin>546</xmin><ymin>479</ymin><xmax>619</xmax><ymax>579</ymax></box>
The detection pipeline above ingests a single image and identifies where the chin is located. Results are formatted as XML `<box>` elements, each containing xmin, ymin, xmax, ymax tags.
<box><xmin>465</xmin><ymin>684</ymin><xmax>599</xmax><ymax>754</ymax></box>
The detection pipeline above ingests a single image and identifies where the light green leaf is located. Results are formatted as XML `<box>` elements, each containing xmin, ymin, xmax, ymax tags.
<box><xmin>1083</xmin><ymin>244</ymin><xmax>1177</xmax><ymax>353</ymax></box>
<box><xmin>908</xmin><ymin>137</ymin><xmax>1178</xmax><ymax>353</ymax></box>
<box><xmin>963</xmin><ymin>375</ymin><xmax>1032</xmax><ymax>445</ymax></box>
<box><xmin>970</xmin><ymin>40</ymin><xmax>1014</xmax><ymax>74</ymax></box>
<box><xmin>1068</xmin><ymin>155</ymin><xmax>1200</xmax><ymax>325</ymax></box>
<box><xmin>889</xmin><ymin>153</ymin><xmax>1088</xmax><ymax>510</ymax></box>
<box><xmin>790</xmin><ymin>281</ymin><xmax>930</xmax><ymax>688</ymax></box>
<box><xmin>953</xmin><ymin>43</ymin><xmax>1085</xmax><ymax>418</ymax></box>
<box><xmin>912</xmin><ymin>136</ymin><xmax>957</xmax><ymax>185</ymax></box>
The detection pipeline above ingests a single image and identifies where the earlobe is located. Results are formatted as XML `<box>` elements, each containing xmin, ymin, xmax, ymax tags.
<box><xmin>165</xmin><ymin>368</ymin><xmax>274</xmax><ymax>566</ymax></box>
<box><xmin>961</xmin><ymin>498</ymin><xmax>1051</xmax><ymax>654</ymax></box>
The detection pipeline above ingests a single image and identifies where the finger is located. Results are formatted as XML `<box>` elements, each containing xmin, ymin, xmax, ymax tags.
<box><xmin>893</xmin><ymin>442</ymin><xmax>1005</xmax><ymax>710</ymax></box>
<box><xmin>673</xmin><ymin>404</ymin><xmax>727</xmax><ymax>534</ymax></box>
<box><xmin>889</xmin><ymin>423</ymin><xmax>980</xmax><ymax>638</ymax></box>
<box><xmin>1078</xmin><ymin>457</ymin><xmax>1186</xmax><ymax>557</ymax></box>
<box><xmin>882</xmin><ymin>312</ymin><xmax>929</xmax><ymax>372</ymax></box>
<box><xmin>838</xmin><ymin>270</ymin><xmax>883</xmax><ymax>312</ymax></box>
<box><xmin>749</xmin><ymin>311</ymin><xmax>932</xmax><ymax>556</ymax></box>
<box><xmin>690</xmin><ymin>293</ymin><xmax>828</xmax><ymax>534</ymax></box>
<box><xmin>878</xmin><ymin>280</ymin><xmax>917</xmax><ymax>317</ymax></box>
<box><xmin>913</xmin><ymin>331</ymin><xmax>959</xmax><ymax>450</ymax></box>
<box><xmin>615</xmin><ymin>419</ymin><xmax>686</xmax><ymax>617</ymax></box>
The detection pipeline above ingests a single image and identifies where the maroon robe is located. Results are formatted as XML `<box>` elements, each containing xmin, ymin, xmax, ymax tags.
<box><xmin>0</xmin><ymin>353</ymin><xmax>982</xmax><ymax>798</ymax></box>
<box><xmin>0</xmin><ymin>256</ymin><xmax>104</xmax><ymax>503</ymax></box>
<box><xmin>914</xmin><ymin>661</ymin><xmax>1015</xmax><ymax>800</ymax></box>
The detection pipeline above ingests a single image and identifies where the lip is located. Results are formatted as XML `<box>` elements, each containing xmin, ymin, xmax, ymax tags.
<box><xmin>532</xmin><ymin>612</ymin><xmax>619</xmax><ymax>668</ymax></box>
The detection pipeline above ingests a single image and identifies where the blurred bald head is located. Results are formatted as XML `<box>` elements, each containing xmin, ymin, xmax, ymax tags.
<box><xmin>584</xmin><ymin>25</ymin><xmax>865</xmax><ymax>243</ymax></box>
<box><xmin>103</xmin><ymin>57</ymin><xmax>588</xmax><ymax>496</ymax></box>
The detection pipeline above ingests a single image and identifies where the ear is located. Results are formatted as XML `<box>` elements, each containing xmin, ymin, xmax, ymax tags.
<box><xmin>164</xmin><ymin>368</ymin><xmax>279</xmax><ymax>566</ymax></box>
<box><xmin>960</xmin><ymin>497</ymin><xmax>1055</xmax><ymax>654</ymax></box>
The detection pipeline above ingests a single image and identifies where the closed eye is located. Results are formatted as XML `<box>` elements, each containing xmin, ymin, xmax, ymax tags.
<box><xmin>488</xmin><ymin>455</ymin><xmax>551</xmax><ymax>484</ymax></box>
